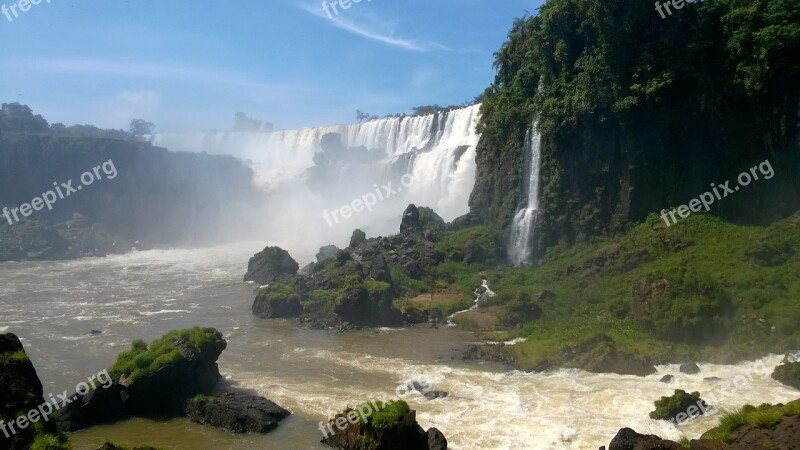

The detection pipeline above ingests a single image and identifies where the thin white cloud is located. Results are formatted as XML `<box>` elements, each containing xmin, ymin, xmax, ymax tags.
<box><xmin>299</xmin><ymin>3</ymin><xmax>446</xmax><ymax>52</ymax></box>
<box><xmin>7</xmin><ymin>58</ymin><xmax>314</xmax><ymax>94</ymax></box>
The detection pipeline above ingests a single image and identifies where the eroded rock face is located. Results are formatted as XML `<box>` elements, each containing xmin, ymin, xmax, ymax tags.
<box><xmin>243</xmin><ymin>246</ymin><xmax>300</xmax><ymax>285</ymax></box>
<box><xmin>58</xmin><ymin>328</ymin><xmax>228</xmax><ymax>431</ymax></box>
<box><xmin>0</xmin><ymin>334</ymin><xmax>48</xmax><ymax>449</ymax></box>
<box><xmin>400</xmin><ymin>204</ymin><xmax>421</xmax><ymax>234</ymax></box>
<box><xmin>186</xmin><ymin>393</ymin><xmax>290</xmax><ymax>434</ymax></box>
<box><xmin>772</xmin><ymin>362</ymin><xmax>800</xmax><ymax>390</ymax></box>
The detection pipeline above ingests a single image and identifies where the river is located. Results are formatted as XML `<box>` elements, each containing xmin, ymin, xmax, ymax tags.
<box><xmin>1</xmin><ymin>244</ymin><xmax>796</xmax><ymax>449</ymax></box>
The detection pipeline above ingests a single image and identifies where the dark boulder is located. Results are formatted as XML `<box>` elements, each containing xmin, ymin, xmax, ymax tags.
<box><xmin>607</xmin><ymin>428</ymin><xmax>680</xmax><ymax>450</ymax></box>
<box><xmin>243</xmin><ymin>246</ymin><xmax>299</xmax><ymax>285</ymax></box>
<box><xmin>771</xmin><ymin>362</ymin><xmax>800</xmax><ymax>390</ymax></box>
<box><xmin>423</xmin><ymin>391</ymin><xmax>449</xmax><ymax>400</ymax></box>
<box><xmin>368</xmin><ymin>252</ymin><xmax>392</xmax><ymax>284</ymax></box>
<box><xmin>680</xmin><ymin>362</ymin><xmax>701</xmax><ymax>374</ymax></box>
<box><xmin>400</xmin><ymin>204</ymin><xmax>421</xmax><ymax>233</ymax></box>
<box><xmin>0</xmin><ymin>333</ymin><xmax>64</xmax><ymax>449</ymax></box>
<box><xmin>402</xmin><ymin>307</ymin><xmax>428</xmax><ymax>325</ymax></box>
<box><xmin>349</xmin><ymin>229</ymin><xmax>367</xmax><ymax>249</ymax></box>
<box><xmin>186</xmin><ymin>393</ymin><xmax>290</xmax><ymax>434</ymax></box>
<box><xmin>316</xmin><ymin>245</ymin><xmax>339</xmax><ymax>263</ymax></box>
<box><xmin>427</xmin><ymin>428</ymin><xmax>448</xmax><ymax>450</ymax></box>
<box><xmin>660</xmin><ymin>375</ymin><xmax>674</xmax><ymax>383</ymax></box>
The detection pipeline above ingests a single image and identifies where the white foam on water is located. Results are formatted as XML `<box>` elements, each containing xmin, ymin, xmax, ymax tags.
<box><xmin>137</xmin><ymin>309</ymin><xmax>189</xmax><ymax>316</ymax></box>
<box><xmin>225</xmin><ymin>348</ymin><xmax>799</xmax><ymax>450</ymax></box>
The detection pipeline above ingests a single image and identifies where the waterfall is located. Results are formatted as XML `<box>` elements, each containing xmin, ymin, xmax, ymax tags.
<box><xmin>150</xmin><ymin>105</ymin><xmax>481</xmax><ymax>255</ymax></box>
<box><xmin>508</xmin><ymin>123</ymin><xmax>543</xmax><ymax>267</ymax></box>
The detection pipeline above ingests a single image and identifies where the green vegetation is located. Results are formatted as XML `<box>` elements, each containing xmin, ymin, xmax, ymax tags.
<box><xmin>435</xmin><ymin>226</ymin><xmax>499</xmax><ymax>266</ymax></box>
<box><xmin>0</xmin><ymin>349</ymin><xmax>29</xmax><ymax>364</ymax></box>
<box><xmin>361</xmin><ymin>400</ymin><xmax>411</xmax><ymax>429</ymax></box>
<box><xmin>481</xmin><ymin>212</ymin><xmax>800</xmax><ymax>367</ymax></box>
<box><xmin>649</xmin><ymin>390</ymin><xmax>707</xmax><ymax>421</ymax></box>
<box><xmin>253</xmin><ymin>283</ymin><xmax>302</xmax><ymax>318</ymax></box>
<box><xmin>30</xmin><ymin>433</ymin><xmax>70</xmax><ymax>450</ymax></box>
<box><xmin>705</xmin><ymin>400</ymin><xmax>800</xmax><ymax>443</ymax></box>
<box><xmin>471</xmin><ymin>0</ymin><xmax>800</xmax><ymax>251</ymax></box>
<box><xmin>108</xmin><ymin>327</ymin><xmax>221</xmax><ymax>383</ymax></box>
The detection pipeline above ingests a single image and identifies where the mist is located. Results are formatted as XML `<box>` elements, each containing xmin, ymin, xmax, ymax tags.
<box><xmin>150</xmin><ymin>105</ymin><xmax>481</xmax><ymax>263</ymax></box>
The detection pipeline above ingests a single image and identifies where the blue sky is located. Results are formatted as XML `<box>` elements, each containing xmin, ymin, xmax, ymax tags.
<box><xmin>0</xmin><ymin>0</ymin><xmax>542</xmax><ymax>132</ymax></box>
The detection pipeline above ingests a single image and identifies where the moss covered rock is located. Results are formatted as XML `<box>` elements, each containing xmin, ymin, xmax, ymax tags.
<box><xmin>321</xmin><ymin>400</ymin><xmax>447</xmax><ymax>450</ymax></box>
<box><xmin>252</xmin><ymin>284</ymin><xmax>302</xmax><ymax>319</ymax></box>
<box><xmin>649</xmin><ymin>389</ymin><xmax>710</xmax><ymax>423</ymax></box>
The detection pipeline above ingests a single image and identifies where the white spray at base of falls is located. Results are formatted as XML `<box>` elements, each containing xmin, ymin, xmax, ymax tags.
<box><xmin>508</xmin><ymin>123</ymin><xmax>543</xmax><ymax>267</ymax></box>
<box><xmin>150</xmin><ymin>105</ymin><xmax>482</xmax><ymax>259</ymax></box>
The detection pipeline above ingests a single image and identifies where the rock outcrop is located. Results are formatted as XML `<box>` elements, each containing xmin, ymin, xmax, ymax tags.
<box><xmin>0</xmin><ymin>334</ymin><xmax>69</xmax><ymax>449</ymax></box>
<box><xmin>772</xmin><ymin>361</ymin><xmax>800</xmax><ymax>390</ymax></box>
<box><xmin>59</xmin><ymin>328</ymin><xmax>230</xmax><ymax>431</ymax></box>
<box><xmin>243</xmin><ymin>246</ymin><xmax>300</xmax><ymax>285</ymax></box>
<box><xmin>252</xmin><ymin>284</ymin><xmax>303</xmax><ymax>319</ymax></box>
<box><xmin>321</xmin><ymin>401</ymin><xmax>447</xmax><ymax>450</ymax></box>
<box><xmin>186</xmin><ymin>393</ymin><xmax>291</xmax><ymax>434</ymax></box>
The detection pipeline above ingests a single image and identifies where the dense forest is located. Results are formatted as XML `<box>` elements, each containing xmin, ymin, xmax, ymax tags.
<box><xmin>470</xmin><ymin>0</ymin><xmax>800</xmax><ymax>255</ymax></box>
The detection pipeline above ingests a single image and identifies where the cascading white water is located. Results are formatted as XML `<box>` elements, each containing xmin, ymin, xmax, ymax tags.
<box><xmin>508</xmin><ymin>123</ymin><xmax>543</xmax><ymax>267</ymax></box>
<box><xmin>151</xmin><ymin>106</ymin><xmax>481</xmax><ymax>255</ymax></box>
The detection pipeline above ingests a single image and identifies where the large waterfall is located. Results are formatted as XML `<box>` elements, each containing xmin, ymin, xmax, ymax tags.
<box><xmin>150</xmin><ymin>105</ymin><xmax>481</xmax><ymax>258</ymax></box>
<box><xmin>508</xmin><ymin>123</ymin><xmax>543</xmax><ymax>266</ymax></box>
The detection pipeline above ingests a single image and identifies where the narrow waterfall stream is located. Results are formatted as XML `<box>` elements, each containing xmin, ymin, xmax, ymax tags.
<box><xmin>508</xmin><ymin>123</ymin><xmax>543</xmax><ymax>266</ymax></box>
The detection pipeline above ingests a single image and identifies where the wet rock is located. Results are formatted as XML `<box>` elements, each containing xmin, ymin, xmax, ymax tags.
<box><xmin>58</xmin><ymin>328</ymin><xmax>228</xmax><ymax>432</ymax></box>
<box><xmin>427</xmin><ymin>427</ymin><xmax>448</xmax><ymax>450</ymax></box>
<box><xmin>400</xmin><ymin>204</ymin><xmax>421</xmax><ymax>233</ymax></box>
<box><xmin>771</xmin><ymin>362</ymin><xmax>800</xmax><ymax>390</ymax></box>
<box><xmin>423</xmin><ymin>391</ymin><xmax>449</xmax><ymax>400</ymax></box>
<box><xmin>660</xmin><ymin>375</ymin><xmax>674</xmax><ymax>383</ymax></box>
<box><xmin>0</xmin><ymin>333</ymin><xmax>64</xmax><ymax>449</ymax></box>
<box><xmin>243</xmin><ymin>246</ymin><xmax>299</xmax><ymax>285</ymax></box>
<box><xmin>186</xmin><ymin>393</ymin><xmax>290</xmax><ymax>434</ymax></box>
<box><xmin>252</xmin><ymin>284</ymin><xmax>303</xmax><ymax>319</ymax></box>
<box><xmin>680</xmin><ymin>362</ymin><xmax>701</xmax><ymax>374</ymax></box>
<box><xmin>607</xmin><ymin>428</ymin><xmax>680</xmax><ymax>450</ymax></box>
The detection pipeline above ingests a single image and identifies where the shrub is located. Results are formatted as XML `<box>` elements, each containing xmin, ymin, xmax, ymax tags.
<box><xmin>436</xmin><ymin>226</ymin><xmax>499</xmax><ymax>265</ymax></box>
<box><xmin>649</xmin><ymin>389</ymin><xmax>709</xmax><ymax>422</ymax></box>
<box><xmin>30</xmin><ymin>433</ymin><xmax>69</xmax><ymax>450</ymax></box>
<box><xmin>108</xmin><ymin>327</ymin><xmax>222</xmax><ymax>383</ymax></box>
<box><xmin>0</xmin><ymin>350</ymin><xmax>29</xmax><ymax>363</ymax></box>
<box><xmin>368</xmin><ymin>400</ymin><xmax>411</xmax><ymax>429</ymax></box>
<box><xmin>707</xmin><ymin>401</ymin><xmax>800</xmax><ymax>443</ymax></box>
<box><xmin>500</xmin><ymin>292</ymin><xmax>543</xmax><ymax>326</ymax></box>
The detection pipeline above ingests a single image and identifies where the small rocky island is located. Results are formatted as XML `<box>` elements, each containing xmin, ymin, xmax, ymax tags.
<box><xmin>0</xmin><ymin>329</ymin><xmax>292</xmax><ymax>450</ymax></box>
